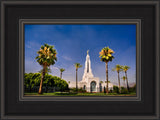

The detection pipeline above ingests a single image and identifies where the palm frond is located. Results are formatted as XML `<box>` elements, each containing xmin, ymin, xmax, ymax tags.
<box><xmin>112</xmin><ymin>64</ymin><xmax>123</xmax><ymax>72</ymax></box>
<box><xmin>121</xmin><ymin>76</ymin><xmax>126</xmax><ymax>81</ymax></box>
<box><xmin>74</xmin><ymin>63</ymin><xmax>82</xmax><ymax>69</ymax></box>
<box><xmin>60</xmin><ymin>68</ymin><xmax>65</xmax><ymax>72</ymax></box>
<box><xmin>122</xmin><ymin>65</ymin><xmax>130</xmax><ymax>72</ymax></box>
<box><xmin>35</xmin><ymin>44</ymin><xmax>57</xmax><ymax>67</ymax></box>
<box><xmin>99</xmin><ymin>46</ymin><xmax>114</xmax><ymax>63</ymax></box>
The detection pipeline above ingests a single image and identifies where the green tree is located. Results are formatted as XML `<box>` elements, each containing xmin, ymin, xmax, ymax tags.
<box><xmin>35</xmin><ymin>44</ymin><xmax>57</xmax><ymax>94</ymax></box>
<box><xmin>74</xmin><ymin>63</ymin><xmax>82</xmax><ymax>92</ymax></box>
<box><xmin>59</xmin><ymin>68</ymin><xmax>65</xmax><ymax>79</ymax></box>
<box><xmin>24</xmin><ymin>73</ymin><xmax>34</xmax><ymax>92</ymax></box>
<box><xmin>32</xmin><ymin>73</ymin><xmax>41</xmax><ymax>86</ymax></box>
<box><xmin>24</xmin><ymin>73</ymin><xmax>69</xmax><ymax>93</ymax></box>
<box><xmin>99</xmin><ymin>47</ymin><xmax>114</xmax><ymax>93</ymax></box>
<box><xmin>122</xmin><ymin>65</ymin><xmax>130</xmax><ymax>91</ymax></box>
<box><xmin>24</xmin><ymin>73</ymin><xmax>41</xmax><ymax>92</ymax></box>
<box><xmin>112</xmin><ymin>64</ymin><xmax>123</xmax><ymax>93</ymax></box>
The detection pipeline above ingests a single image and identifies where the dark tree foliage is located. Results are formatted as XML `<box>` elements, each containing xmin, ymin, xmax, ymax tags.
<box><xmin>24</xmin><ymin>73</ymin><xmax>69</xmax><ymax>92</ymax></box>
<box><xmin>113</xmin><ymin>85</ymin><xmax>136</xmax><ymax>94</ymax></box>
<box><xmin>113</xmin><ymin>86</ymin><xmax>119</xmax><ymax>93</ymax></box>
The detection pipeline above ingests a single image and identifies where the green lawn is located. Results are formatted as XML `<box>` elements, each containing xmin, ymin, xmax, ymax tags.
<box><xmin>24</xmin><ymin>92</ymin><xmax>136</xmax><ymax>96</ymax></box>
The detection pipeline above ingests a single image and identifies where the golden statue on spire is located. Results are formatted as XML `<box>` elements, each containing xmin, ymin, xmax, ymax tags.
<box><xmin>87</xmin><ymin>50</ymin><xmax>89</xmax><ymax>54</ymax></box>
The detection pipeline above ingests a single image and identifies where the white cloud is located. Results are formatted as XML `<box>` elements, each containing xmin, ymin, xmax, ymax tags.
<box><xmin>25</xmin><ymin>59</ymin><xmax>41</xmax><ymax>73</ymax></box>
<box><xmin>25</xmin><ymin>41</ymin><xmax>41</xmax><ymax>50</ymax></box>
<box><xmin>62</xmin><ymin>56</ymin><xmax>72</xmax><ymax>61</ymax></box>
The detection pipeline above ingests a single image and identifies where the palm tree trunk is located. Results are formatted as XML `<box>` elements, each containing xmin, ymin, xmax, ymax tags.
<box><xmin>76</xmin><ymin>69</ymin><xmax>78</xmax><ymax>92</ymax></box>
<box><xmin>124</xmin><ymin>80</ymin><xmax>126</xmax><ymax>88</ymax></box>
<box><xmin>125</xmin><ymin>71</ymin><xmax>130</xmax><ymax>91</ymax></box>
<box><xmin>38</xmin><ymin>66</ymin><xmax>46</xmax><ymax>94</ymax></box>
<box><xmin>106</xmin><ymin>62</ymin><xmax>108</xmax><ymax>94</ymax></box>
<box><xmin>118</xmin><ymin>72</ymin><xmax>121</xmax><ymax>93</ymax></box>
<box><xmin>60</xmin><ymin>72</ymin><xmax>62</xmax><ymax>79</ymax></box>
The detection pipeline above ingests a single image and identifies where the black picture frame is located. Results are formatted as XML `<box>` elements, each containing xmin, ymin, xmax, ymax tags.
<box><xmin>0</xmin><ymin>0</ymin><xmax>160</xmax><ymax>120</ymax></box>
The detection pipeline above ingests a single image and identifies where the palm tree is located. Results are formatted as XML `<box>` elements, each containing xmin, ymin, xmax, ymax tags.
<box><xmin>122</xmin><ymin>65</ymin><xmax>130</xmax><ymax>91</ymax></box>
<box><xmin>68</xmin><ymin>81</ymin><xmax>70</xmax><ymax>84</ymax></box>
<box><xmin>105</xmin><ymin>81</ymin><xmax>110</xmax><ymax>83</ymax></box>
<box><xmin>122</xmin><ymin>76</ymin><xmax>126</xmax><ymax>88</ymax></box>
<box><xmin>99</xmin><ymin>47</ymin><xmax>114</xmax><ymax>93</ymax></box>
<box><xmin>100</xmin><ymin>81</ymin><xmax>103</xmax><ymax>84</ymax></box>
<box><xmin>112</xmin><ymin>64</ymin><xmax>123</xmax><ymax>93</ymax></box>
<box><xmin>74</xmin><ymin>63</ymin><xmax>82</xmax><ymax>92</ymax></box>
<box><xmin>35</xmin><ymin>44</ymin><xmax>57</xmax><ymax>94</ymax></box>
<box><xmin>59</xmin><ymin>68</ymin><xmax>65</xmax><ymax>79</ymax></box>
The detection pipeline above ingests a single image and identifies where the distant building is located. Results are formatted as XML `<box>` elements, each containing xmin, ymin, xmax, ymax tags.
<box><xmin>69</xmin><ymin>50</ymin><xmax>113</xmax><ymax>92</ymax></box>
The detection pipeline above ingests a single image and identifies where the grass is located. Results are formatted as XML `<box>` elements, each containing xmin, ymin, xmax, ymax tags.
<box><xmin>24</xmin><ymin>92</ymin><xmax>136</xmax><ymax>96</ymax></box>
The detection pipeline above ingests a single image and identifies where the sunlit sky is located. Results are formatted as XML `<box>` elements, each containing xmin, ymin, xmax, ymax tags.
<box><xmin>25</xmin><ymin>24</ymin><xmax>136</xmax><ymax>85</ymax></box>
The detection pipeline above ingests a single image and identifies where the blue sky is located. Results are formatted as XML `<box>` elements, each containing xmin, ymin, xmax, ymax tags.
<box><xmin>25</xmin><ymin>24</ymin><xmax>136</xmax><ymax>85</ymax></box>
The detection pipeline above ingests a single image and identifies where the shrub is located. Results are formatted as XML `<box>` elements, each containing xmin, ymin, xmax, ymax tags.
<box><xmin>109</xmin><ymin>89</ymin><xmax>113</xmax><ymax>93</ymax></box>
<box><xmin>69</xmin><ymin>88</ymin><xmax>86</xmax><ymax>93</ymax></box>
<box><xmin>113</xmin><ymin>86</ymin><xmax>119</xmax><ymax>93</ymax></box>
<box><xmin>121</xmin><ymin>87</ymin><xmax>128</xmax><ymax>94</ymax></box>
<box><xmin>24</xmin><ymin>73</ymin><xmax>69</xmax><ymax>92</ymax></box>
<box><xmin>69</xmin><ymin>88</ymin><xmax>77</xmax><ymax>92</ymax></box>
<box><xmin>129</xmin><ymin>84</ymin><xmax>136</xmax><ymax>93</ymax></box>
<box><xmin>78</xmin><ymin>88</ymin><xmax>87</xmax><ymax>93</ymax></box>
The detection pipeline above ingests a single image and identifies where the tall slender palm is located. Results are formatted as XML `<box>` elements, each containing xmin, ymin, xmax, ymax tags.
<box><xmin>105</xmin><ymin>81</ymin><xmax>110</xmax><ymax>83</ymax></box>
<box><xmin>122</xmin><ymin>76</ymin><xmax>126</xmax><ymax>88</ymax></box>
<box><xmin>100</xmin><ymin>81</ymin><xmax>103</xmax><ymax>84</ymax></box>
<box><xmin>99</xmin><ymin>47</ymin><xmax>114</xmax><ymax>94</ymax></box>
<box><xmin>68</xmin><ymin>81</ymin><xmax>70</xmax><ymax>84</ymax></box>
<box><xmin>112</xmin><ymin>64</ymin><xmax>123</xmax><ymax>93</ymax></box>
<box><xmin>59</xmin><ymin>68</ymin><xmax>65</xmax><ymax>79</ymax></box>
<box><xmin>35</xmin><ymin>44</ymin><xmax>57</xmax><ymax>94</ymax></box>
<box><xmin>122</xmin><ymin>65</ymin><xmax>130</xmax><ymax>91</ymax></box>
<box><xmin>74</xmin><ymin>63</ymin><xmax>82</xmax><ymax>92</ymax></box>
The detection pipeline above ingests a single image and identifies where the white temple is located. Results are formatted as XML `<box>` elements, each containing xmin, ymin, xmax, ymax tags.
<box><xmin>78</xmin><ymin>50</ymin><xmax>99</xmax><ymax>92</ymax></box>
<box><xmin>69</xmin><ymin>50</ymin><xmax>113</xmax><ymax>92</ymax></box>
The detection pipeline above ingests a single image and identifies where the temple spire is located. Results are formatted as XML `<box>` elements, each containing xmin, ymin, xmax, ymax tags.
<box><xmin>82</xmin><ymin>50</ymin><xmax>93</xmax><ymax>81</ymax></box>
<box><xmin>87</xmin><ymin>50</ymin><xmax>89</xmax><ymax>55</ymax></box>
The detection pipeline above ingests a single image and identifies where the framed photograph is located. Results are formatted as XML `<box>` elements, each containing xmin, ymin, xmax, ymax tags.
<box><xmin>19</xmin><ymin>19</ymin><xmax>140</xmax><ymax>101</ymax></box>
<box><xmin>1</xmin><ymin>0</ymin><xmax>160</xmax><ymax>120</ymax></box>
